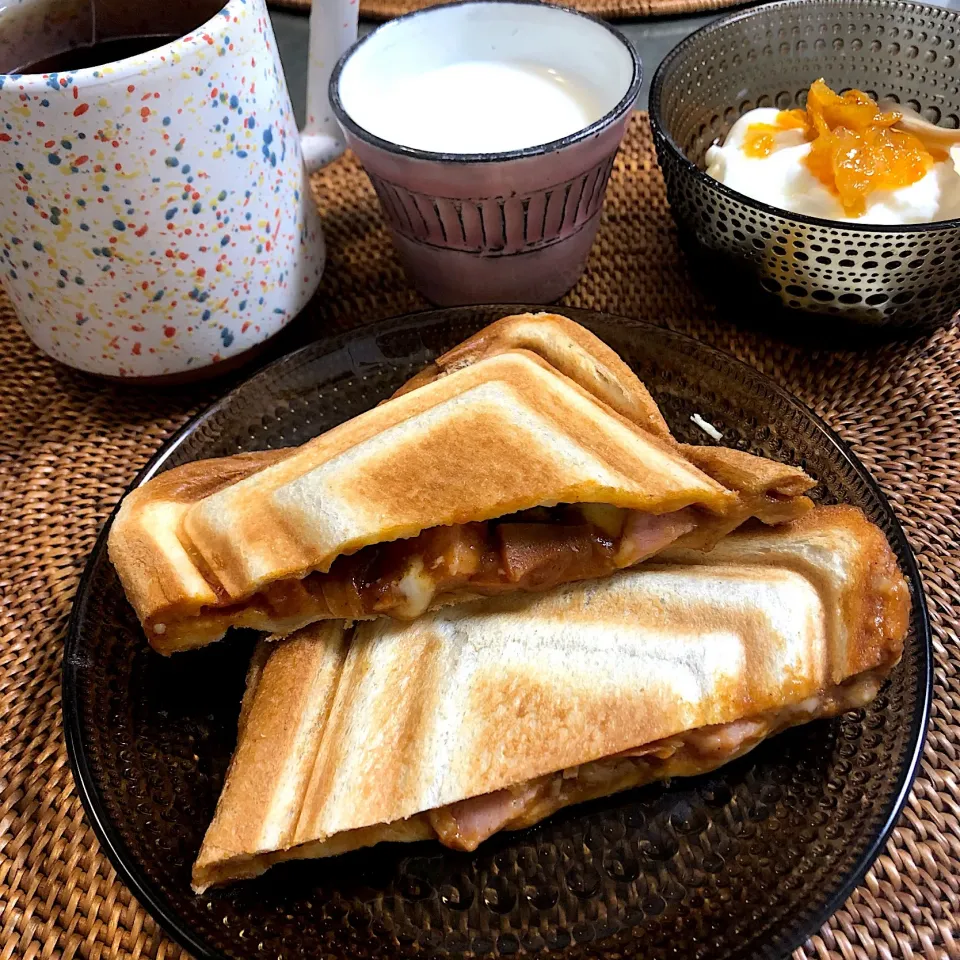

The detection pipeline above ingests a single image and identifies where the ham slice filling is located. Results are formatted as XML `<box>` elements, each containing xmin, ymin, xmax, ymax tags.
<box><xmin>424</xmin><ymin>668</ymin><xmax>886</xmax><ymax>852</ymax></box>
<box><xmin>161</xmin><ymin>501</ymin><xmax>729</xmax><ymax>648</ymax></box>
<box><xmin>172</xmin><ymin>488</ymin><xmax>809</xmax><ymax>643</ymax></box>
<box><xmin>261</xmin><ymin>504</ymin><xmax>699</xmax><ymax>622</ymax></box>
<box><xmin>183</xmin><ymin>504</ymin><xmax>703</xmax><ymax>636</ymax></box>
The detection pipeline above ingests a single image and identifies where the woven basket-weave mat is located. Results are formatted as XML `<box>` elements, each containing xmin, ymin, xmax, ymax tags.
<box><xmin>268</xmin><ymin>0</ymin><xmax>750</xmax><ymax>22</ymax></box>
<box><xmin>2</xmin><ymin>111</ymin><xmax>958</xmax><ymax>960</ymax></box>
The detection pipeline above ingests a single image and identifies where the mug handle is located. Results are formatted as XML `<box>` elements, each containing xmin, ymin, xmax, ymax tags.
<box><xmin>300</xmin><ymin>0</ymin><xmax>359</xmax><ymax>172</ymax></box>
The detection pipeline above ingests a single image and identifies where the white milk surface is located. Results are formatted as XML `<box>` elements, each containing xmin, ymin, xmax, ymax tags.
<box><xmin>351</xmin><ymin>60</ymin><xmax>605</xmax><ymax>153</ymax></box>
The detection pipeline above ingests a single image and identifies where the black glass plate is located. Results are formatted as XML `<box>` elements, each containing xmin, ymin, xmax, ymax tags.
<box><xmin>63</xmin><ymin>306</ymin><xmax>931</xmax><ymax>960</ymax></box>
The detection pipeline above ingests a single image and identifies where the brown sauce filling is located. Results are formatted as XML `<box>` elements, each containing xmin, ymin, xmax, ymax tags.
<box><xmin>309</xmin><ymin>506</ymin><xmax>628</xmax><ymax>619</ymax></box>
<box><xmin>202</xmin><ymin>504</ymin><xmax>701</xmax><ymax>625</ymax></box>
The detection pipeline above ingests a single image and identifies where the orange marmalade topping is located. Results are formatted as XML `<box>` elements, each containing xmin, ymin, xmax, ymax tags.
<box><xmin>743</xmin><ymin>79</ymin><xmax>945</xmax><ymax>217</ymax></box>
<box><xmin>742</xmin><ymin>112</ymin><xmax>807</xmax><ymax>159</ymax></box>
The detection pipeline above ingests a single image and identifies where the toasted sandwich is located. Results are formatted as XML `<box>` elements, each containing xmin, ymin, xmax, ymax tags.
<box><xmin>191</xmin><ymin>505</ymin><xmax>909</xmax><ymax>891</ymax></box>
<box><xmin>109</xmin><ymin>313</ymin><xmax>815</xmax><ymax>654</ymax></box>
<box><xmin>391</xmin><ymin>311</ymin><xmax>675</xmax><ymax>439</ymax></box>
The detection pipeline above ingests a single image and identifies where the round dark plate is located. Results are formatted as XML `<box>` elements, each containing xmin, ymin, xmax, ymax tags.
<box><xmin>63</xmin><ymin>306</ymin><xmax>931</xmax><ymax>960</ymax></box>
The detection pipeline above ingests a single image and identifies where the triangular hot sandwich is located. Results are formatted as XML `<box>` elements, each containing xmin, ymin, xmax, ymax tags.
<box><xmin>109</xmin><ymin>314</ymin><xmax>815</xmax><ymax>653</ymax></box>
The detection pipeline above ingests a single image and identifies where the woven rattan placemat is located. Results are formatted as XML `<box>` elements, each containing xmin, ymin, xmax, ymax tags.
<box><xmin>2</xmin><ymin>112</ymin><xmax>958</xmax><ymax>960</ymax></box>
<box><xmin>268</xmin><ymin>0</ymin><xmax>750</xmax><ymax>21</ymax></box>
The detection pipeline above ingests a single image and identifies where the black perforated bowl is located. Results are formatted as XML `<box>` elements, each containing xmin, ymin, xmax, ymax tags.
<box><xmin>64</xmin><ymin>307</ymin><xmax>930</xmax><ymax>960</ymax></box>
<box><xmin>650</xmin><ymin>0</ymin><xmax>960</xmax><ymax>340</ymax></box>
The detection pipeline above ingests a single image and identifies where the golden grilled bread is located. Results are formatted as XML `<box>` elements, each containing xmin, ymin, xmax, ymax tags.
<box><xmin>109</xmin><ymin>313</ymin><xmax>815</xmax><ymax>654</ymax></box>
<box><xmin>192</xmin><ymin>505</ymin><xmax>909</xmax><ymax>891</ymax></box>
<box><xmin>392</xmin><ymin>313</ymin><xmax>814</xmax><ymax>514</ymax></box>
<box><xmin>391</xmin><ymin>312</ymin><xmax>674</xmax><ymax>439</ymax></box>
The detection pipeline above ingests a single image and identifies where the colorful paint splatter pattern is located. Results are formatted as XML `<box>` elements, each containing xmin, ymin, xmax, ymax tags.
<box><xmin>0</xmin><ymin>0</ymin><xmax>324</xmax><ymax>377</ymax></box>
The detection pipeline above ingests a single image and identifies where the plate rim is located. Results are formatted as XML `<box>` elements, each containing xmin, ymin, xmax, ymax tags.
<box><xmin>62</xmin><ymin>305</ymin><xmax>933</xmax><ymax>960</ymax></box>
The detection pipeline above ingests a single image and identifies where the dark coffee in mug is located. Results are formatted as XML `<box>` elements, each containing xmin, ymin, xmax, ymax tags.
<box><xmin>0</xmin><ymin>0</ymin><xmax>222</xmax><ymax>76</ymax></box>
<box><xmin>15</xmin><ymin>34</ymin><xmax>181</xmax><ymax>74</ymax></box>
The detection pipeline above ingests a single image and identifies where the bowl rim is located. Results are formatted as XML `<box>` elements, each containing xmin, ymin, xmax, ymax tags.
<box><xmin>328</xmin><ymin>0</ymin><xmax>642</xmax><ymax>164</ymax></box>
<box><xmin>649</xmin><ymin>0</ymin><xmax>960</xmax><ymax>235</ymax></box>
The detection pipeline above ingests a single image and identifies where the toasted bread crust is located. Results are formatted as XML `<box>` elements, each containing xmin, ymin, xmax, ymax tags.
<box><xmin>391</xmin><ymin>313</ymin><xmax>815</xmax><ymax>522</ymax></box>
<box><xmin>391</xmin><ymin>312</ymin><xmax>674</xmax><ymax>440</ymax></box>
<box><xmin>661</xmin><ymin>504</ymin><xmax>911</xmax><ymax>681</ymax></box>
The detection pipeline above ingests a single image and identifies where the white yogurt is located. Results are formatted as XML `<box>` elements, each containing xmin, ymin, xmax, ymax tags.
<box><xmin>706</xmin><ymin>107</ymin><xmax>960</xmax><ymax>224</ymax></box>
<box><xmin>345</xmin><ymin>60</ymin><xmax>605</xmax><ymax>154</ymax></box>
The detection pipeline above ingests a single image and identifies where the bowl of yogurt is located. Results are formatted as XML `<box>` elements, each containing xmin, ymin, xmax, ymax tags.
<box><xmin>649</xmin><ymin>0</ymin><xmax>960</xmax><ymax>339</ymax></box>
<box><xmin>330</xmin><ymin>0</ymin><xmax>641</xmax><ymax>305</ymax></box>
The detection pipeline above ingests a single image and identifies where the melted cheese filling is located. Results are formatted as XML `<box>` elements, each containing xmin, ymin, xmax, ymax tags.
<box><xmin>157</xmin><ymin>503</ymin><xmax>744</xmax><ymax>648</ymax></box>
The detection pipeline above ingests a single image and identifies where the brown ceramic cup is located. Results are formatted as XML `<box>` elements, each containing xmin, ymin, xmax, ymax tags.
<box><xmin>329</xmin><ymin>0</ymin><xmax>641</xmax><ymax>305</ymax></box>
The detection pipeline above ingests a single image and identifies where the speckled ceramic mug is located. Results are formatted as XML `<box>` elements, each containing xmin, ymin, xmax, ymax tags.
<box><xmin>0</xmin><ymin>0</ymin><xmax>358</xmax><ymax>377</ymax></box>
